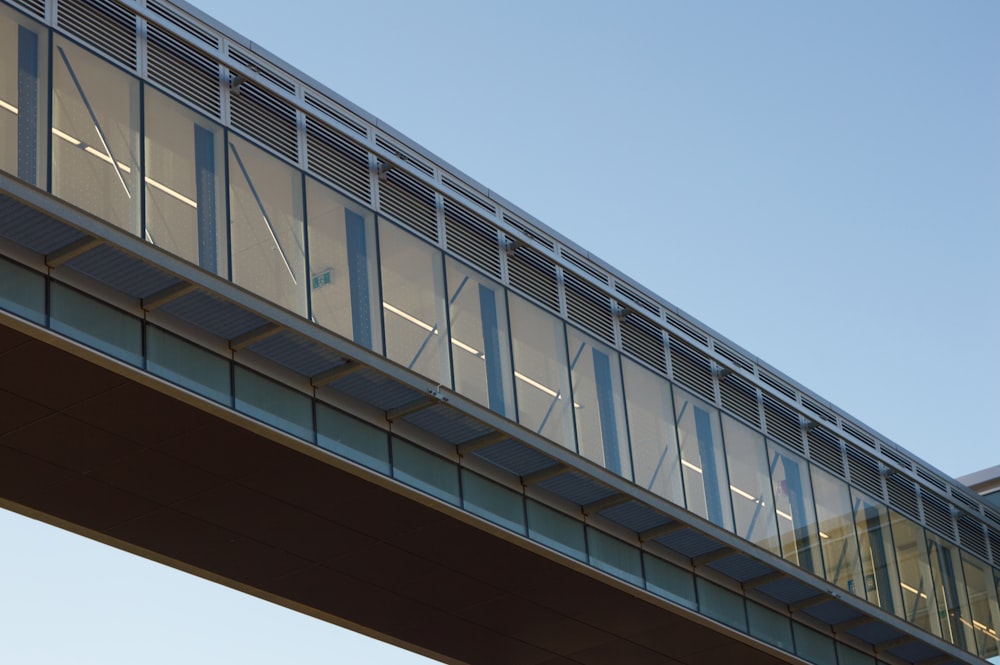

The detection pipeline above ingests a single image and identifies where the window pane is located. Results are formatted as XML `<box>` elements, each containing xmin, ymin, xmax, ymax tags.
<box><xmin>567</xmin><ymin>327</ymin><xmax>630</xmax><ymax>478</ymax></box>
<box><xmin>234</xmin><ymin>366</ymin><xmax>313</xmax><ymax>442</ymax></box>
<box><xmin>926</xmin><ymin>532</ymin><xmax>976</xmax><ymax>651</ymax></box>
<box><xmin>52</xmin><ymin>37</ymin><xmax>139</xmax><ymax>233</ymax></box>
<box><xmin>587</xmin><ymin>527</ymin><xmax>643</xmax><ymax>586</ymax></box>
<box><xmin>697</xmin><ymin>578</ymin><xmax>746</xmax><ymax>631</ymax></box>
<box><xmin>446</xmin><ymin>258</ymin><xmax>514</xmax><ymax>416</ymax></box>
<box><xmin>961</xmin><ymin>552</ymin><xmax>998</xmax><ymax>658</ymax></box>
<box><xmin>391</xmin><ymin>438</ymin><xmax>459</xmax><ymax>505</ymax></box>
<box><xmin>793</xmin><ymin>623</ymin><xmax>835</xmax><ymax>665</ymax></box>
<box><xmin>0</xmin><ymin>7</ymin><xmax>47</xmax><ymax>186</ymax></box>
<box><xmin>144</xmin><ymin>88</ymin><xmax>226</xmax><ymax>275</ymax></box>
<box><xmin>316</xmin><ymin>403</ymin><xmax>389</xmax><ymax>474</ymax></box>
<box><xmin>461</xmin><ymin>470</ymin><xmax>525</xmax><ymax>534</ymax></box>
<box><xmin>812</xmin><ymin>466</ymin><xmax>865</xmax><ymax>598</ymax></box>
<box><xmin>889</xmin><ymin>511</ymin><xmax>942</xmax><ymax>637</ymax></box>
<box><xmin>228</xmin><ymin>136</ymin><xmax>306</xmax><ymax>314</ymax></box>
<box><xmin>673</xmin><ymin>387</ymin><xmax>733</xmax><ymax>530</ymax></box>
<box><xmin>771</xmin><ymin>445</ymin><xmax>822</xmax><ymax>576</ymax></box>
<box><xmin>306</xmin><ymin>178</ymin><xmax>381</xmax><ymax>352</ymax></box>
<box><xmin>508</xmin><ymin>294</ymin><xmax>575</xmax><ymax>449</ymax></box>
<box><xmin>643</xmin><ymin>553</ymin><xmax>695</xmax><ymax>609</ymax></box>
<box><xmin>50</xmin><ymin>283</ymin><xmax>142</xmax><ymax>366</ymax></box>
<box><xmin>379</xmin><ymin>221</ymin><xmax>451</xmax><ymax>385</ymax></box>
<box><xmin>852</xmin><ymin>490</ymin><xmax>903</xmax><ymax>616</ymax></box>
<box><xmin>0</xmin><ymin>257</ymin><xmax>45</xmax><ymax>324</ymax></box>
<box><xmin>147</xmin><ymin>326</ymin><xmax>231</xmax><ymax>405</ymax></box>
<box><xmin>623</xmin><ymin>359</ymin><xmax>684</xmax><ymax>506</ymax></box>
<box><xmin>723</xmin><ymin>415</ymin><xmax>779</xmax><ymax>555</ymax></box>
<box><xmin>747</xmin><ymin>601</ymin><xmax>793</xmax><ymax>651</ymax></box>
<box><xmin>526</xmin><ymin>499</ymin><xmax>586</xmax><ymax>561</ymax></box>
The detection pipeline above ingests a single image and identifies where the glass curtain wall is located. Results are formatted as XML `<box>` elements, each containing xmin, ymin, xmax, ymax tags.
<box><xmin>926</xmin><ymin>533</ymin><xmax>976</xmax><ymax>652</ymax></box>
<box><xmin>623</xmin><ymin>358</ymin><xmax>684</xmax><ymax>507</ymax></box>
<box><xmin>771</xmin><ymin>446</ymin><xmax>822</xmax><ymax>576</ymax></box>
<box><xmin>723</xmin><ymin>415</ymin><xmax>780</xmax><ymax>555</ymax></box>
<box><xmin>0</xmin><ymin>5</ymin><xmax>47</xmax><ymax>187</ymax></box>
<box><xmin>812</xmin><ymin>466</ymin><xmax>865</xmax><ymax>598</ymax></box>
<box><xmin>853</xmin><ymin>491</ymin><xmax>903</xmax><ymax>616</ymax></box>
<box><xmin>674</xmin><ymin>387</ymin><xmax>733</xmax><ymax>531</ymax></box>
<box><xmin>889</xmin><ymin>511</ymin><xmax>942</xmax><ymax>637</ymax></box>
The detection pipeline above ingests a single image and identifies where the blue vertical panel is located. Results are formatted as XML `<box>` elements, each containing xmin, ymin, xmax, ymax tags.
<box><xmin>193</xmin><ymin>123</ymin><xmax>218</xmax><ymax>273</ymax></box>
<box><xmin>694</xmin><ymin>406</ymin><xmax>724</xmax><ymax>526</ymax></box>
<box><xmin>477</xmin><ymin>283</ymin><xmax>505</xmax><ymax>416</ymax></box>
<box><xmin>17</xmin><ymin>25</ymin><xmax>38</xmax><ymax>183</ymax></box>
<box><xmin>781</xmin><ymin>455</ymin><xmax>816</xmax><ymax>574</ymax></box>
<box><xmin>345</xmin><ymin>208</ymin><xmax>372</xmax><ymax>349</ymax></box>
<box><xmin>592</xmin><ymin>347</ymin><xmax>621</xmax><ymax>475</ymax></box>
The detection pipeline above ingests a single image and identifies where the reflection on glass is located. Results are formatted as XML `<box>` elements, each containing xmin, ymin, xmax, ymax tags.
<box><xmin>567</xmin><ymin>326</ymin><xmax>630</xmax><ymax>478</ymax></box>
<box><xmin>961</xmin><ymin>551</ymin><xmax>999</xmax><ymax>658</ymax></box>
<box><xmin>853</xmin><ymin>490</ymin><xmax>902</xmax><ymax>616</ymax></box>
<box><xmin>509</xmin><ymin>293</ymin><xmax>574</xmax><ymax>449</ymax></box>
<box><xmin>623</xmin><ymin>359</ymin><xmax>684</xmax><ymax>507</ymax></box>
<box><xmin>228</xmin><ymin>136</ymin><xmax>306</xmax><ymax>314</ymax></box>
<box><xmin>144</xmin><ymin>88</ymin><xmax>226</xmax><ymax>274</ymax></box>
<box><xmin>811</xmin><ymin>467</ymin><xmax>865</xmax><ymax>598</ymax></box>
<box><xmin>307</xmin><ymin>178</ymin><xmax>381</xmax><ymax>351</ymax></box>
<box><xmin>886</xmin><ymin>511</ymin><xmax>941</xmax><ymax>637</ymax></box>
<box><xmin>674</xmin><ymin>387</ymin><xmax>733</xmax><ymax>530</ymax></box>
<box><xmin>926</xmin><ymin>533</ymin><xmax>976</xmax><ymax>652</ymax></box>
<box><xmin>446</xmin><ymin>258</ymin><xmax>513</xmax><ymax>416</ymax></box>
<box><xmin>724</xmin><ymin>415</ymin><xmax>779</xmax><ymax>555</ymax></box>
<box><xmin>52</xmin><ymin>37</ymin><xmax>140</xmax><ymax>233</ymax></box>
<box><xmin>379</xmin><ymin>220</ymin><xmax>450</xmax><ymax>385</ymax></box>
<box><xmin>0</xmin><ymin>8</ymin><xmax>47</xmax><ymax>186</ymax></box>
<box><xmin>771</xmin><ymin>446</ymin><xmax>822</xmax><ymax>575</ymax></box>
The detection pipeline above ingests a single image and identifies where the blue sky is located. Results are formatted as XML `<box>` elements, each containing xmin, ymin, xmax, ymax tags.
<box><xmin>2</xmin><ymin>1</ymin><xmax>998</xmax><ymax>663</ymax></box>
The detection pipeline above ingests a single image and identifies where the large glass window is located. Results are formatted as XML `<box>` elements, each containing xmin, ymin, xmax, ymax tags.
<box><xmin>962</xmin><ymin>554</ymin><xmax>1000</xmax><ymax>659</ymax></box>
<box><xmin>811</xmin><ymin>467</ymin><xmax>865</xmax><ymax>598</ymax></box>
<box><xmin>306</xmin><ymin>178</ymin><xmax>381</xmax><ymax>352</ymax></box>
<box><xmin>508</xmin><ymin>294</ymin><xmax>574</xmax><ymax>449</ymax></box>
<box><xmin>144</xmin><ymin>88</ymin><xmax>226</xmax><ymax>275</ymax></box>
<box><xmin>0</xmin><ymin>7</ymin><xmax>47</xmax><ymax>186</ymax></box>
<box><xmin>378</xmin><ymin>220</ymin><xmax>450</xmax><ymax>385</ymax></box>
<box><xmin>853</xmin><ymin>490</ymin><xmax>902</xmax><ymax>616</ymax></box>
<box><xmin>446</xmin><ymin>258</ymin><xmax>514</xmax><ymax>416</ymax></box>
<box><xmin>888</xmin><ymin>512</ymin><xmax>941</xmax><ymax>638</ymax></box>
<box><xmin>723</xmin><ymin>415</ymin><xmax>780</xmax><ymax>555</ymax></box>
<box><xmin>52</xmin><ymin>37</ymin><xmax>140</xmax><ymax>233</ymax></box>
<box><xmin>926</xmin><ymin>533</ymin><xmax>976</xmax><ymax>651</ymax></box>
<box><xmin>673</xmin><ymin>387</ymin><xmax>733</xmax><ymax>530</ymax></box>
<box><xmin>566</xmin><ymin>327</ymin><xmax>630</xmax><ymax>477</ymax></box>
<box><xmin>771</xmin><ymin>446</ymin><xmax>822</xmax><ymax>576</ymax></box>
<box><xmin>228</xmin><ymin>136</ymin><xmax>306</xmax><ymax>314</ymax></box>
<box><xmin>623</xmin><ymin>359</ymin><xmax>684</xmax><ymax>507</ymax></box>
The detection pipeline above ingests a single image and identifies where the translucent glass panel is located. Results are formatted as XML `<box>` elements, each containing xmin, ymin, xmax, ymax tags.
<box><xmin>623</xmin><ymin>358</ymin><xmax>684</xmax><ymax>507</ymax></box>
<box><xmin>462</xmin><ymin>470</ymin><xmax>525</xmax><ymax>534</ymax></box>
<box><xmin>228</xmin><ymin>136</ymin><xmax>306</xmax><ymax>314</ymax></box>
<box><xmin>144</xmin><ymin>88</ymin><xmax>226</xmax><ymax>274</ymax></box>
<box><xmin>963</xmin><ymin>554</ymin><xmax>1000</xmax><ymax>659</ymax></box>
<box><xmin>567</xmin><ymin>327</ymin><xmax>630</xmax><ymax>477</ymax></box>
<box><xmin>316</xmin><ymin>404</ymin><xmax>390</xmax><ymax>474</ymax></box>
<box><xmin>391</xmin><ymin>438</ymin><xmax>459</xmax><ymax>505</ymax></box>
<box><xmin>147</xmin><ymin>326</ymin><xmax>231</xmax><ymax>405</ymax></box>
<box><xmin>49</xmin><ymin>283</ymin><xmax>142</xmax><ymax>366</ymax></box>
<box><xmin>853</xmin><ymin>491</ymin><xmax>903</xmax><ymax>616</ymax></box>
<box><xmin>306</xmin><ymin>178</ymin><xmax>382</xmax><ymax>351</ymax></box>
<box><xmin>643</xmin><ymin>553</ymin><xmax>696</xmax><ymax>609</ymax></box>
<box><xmin>446</xmin><ymin>258</ymin><xmax>514</xmax><ymax>416</ymax></box>
<box><xmin>52</xmin><ymin>37</ymin><xmax>140</xmax><ymax>233</ymax></box>
<box><xmin>526</xmin><ymin>499</ymin><xmax>586</xmax><ymax>561</ymax></box>
<box><xmin>674</xmin><ymin>387</ymin><xmax>733</xmax><ymax>530</ymax></box>
<box><xmin>889</xmin><ymin>511</ymin><xmax>941</xmax><ymax>637</ymax></box>
<box><xmin>927</xmin><ymin>531</ymin><xmax>976</xmax><ymax>651</ymax></box>
<box><xmin>0</xmin><ymin>257</ymin><xmax>44</xmax><ymax>324</ymax></box>
<box><xmin>771</xmin><ymin>446</ymin><xmax>822</xmax><ymax>575</ymax></box>
<box><xmin>234</xmin><ymin>366</ymin><xmax>313</xmax><ymax>441</ymax></box>
<box><xmin>379</xmin><ymin>221</ymin><xmax>450</xmax><ymax>385</ymax></box>
<box><xmin>811</xmin><ymin>467</ymin><xmax>864</xmax><ymax>598</ymax></box>
<box><xmin>723</xmin><ymin>415</ymin><xmax>779</xmax><ymax>555</ymax></box>
<box><xmin>0</xmin><ymin>7</ymin><xmax>47</xmax><ymax>186</ymax></box>
<box><xmin>508</xmin><ymin>294</ymin><xmax>574</xmax><ymax>449</ymax></box>
<box><xmin>587</xmin><ymin>527</ymin><xmax>643</xmax><ymax>586</ymax></box>
<box><xmin>697</xmin><ymin>578</ymin><xmax>747</xmax><ymax>631</ymax></box>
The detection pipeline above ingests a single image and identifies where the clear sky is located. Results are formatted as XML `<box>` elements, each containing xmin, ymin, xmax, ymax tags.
<box><xmin>2</xmin><ymin>1</ymin><xmax>998</xmax><ymax>663</ymax></box>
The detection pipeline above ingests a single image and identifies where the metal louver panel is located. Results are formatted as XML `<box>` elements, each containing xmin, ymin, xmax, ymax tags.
<box><xmin>564</xmin><ymin>273</ymin><xmax>614</xmax><ymax>346</ymax></box>
<box><xmin>229</xmin><ymin>46</ymin><xmax>294</xmax><ymax>93</ymax></box>
<box><xmin>719</xmin><ymin>372</ymin><xmax>760</xmax><ymax>429</ymax></box>
<box><xmin>880</xmin><ymin>445</ymin><xmax>913</xmax><ymax>473</ymax></box>
<box><xmin>920</xmin><ymin>490</ymin><xmax>956</xmax><ymax>541</ymax></box>
<box><xmin>442</xmin><ymin>176</ymin><xmax>495</xmax><ymax>217</ymax></box>
<box><xmin>57</xmin><ymin>0</ymin><xmax>137</xmax><ymax>71</ymax></box>
<box><xmin>9</xmin><ymin>0</ymin><xmax>45</xmax><ymax>19</ymax></box>
<box><xmin>147</xmin><ymin>0</ymin><xmax>218</xmax><ymax>47</ymax></box>
<box><xmin>304</xmin><ymin>91</ymin><xmax>368</xmax><ymax>138</ymax></box>
<box><xmin>917</xmin><ymin>465</ymin><xmax>947</xmax><ymax>492</ymax></box>
<box><xmin>147</xmin><ymin>23</ymin><xmax>221</xmax><ymax>119</ymax></box>
<box><xmin>842</xmin><ymin>420</ymin><xmax>877</xmax><ymax>450</ymax></box>
<box><xmin>715</xmin><ymin>341</ymin><xmax>754</xmax><ymax>373</ymax></box>
<box><xmin>444</xmin><ymin>200</ymin><xmax>500</xmax><ymax>279</ymax></box>
<box><xmin>760</xmin><ymin>370</ymin><xmax>795</xmax><ymax>400</ymax></box>
<box><xmin>230</xmin><ymin>82</ymin><xmax>299</xmax><ymax>162</ymax></box>
<box><xmin>957</xmin><ymin>515</ymin><xmax>988</xmax><ymax>561</ymax></box>
<box><xmin>562</xmin><ymin>250</ymin><xmax>607</xmax><ymax>284</ymax></box>
<box><xmin>665</xmin><ymin>311</ymin><xmax>708</xmax><ymax>346</ymax></box>
<box><xmin>807</xmin><ymin>427</ymin><xmax>845</xmax><ymax>477</ymax></box>
<box><xmin>620</xmin><ymin>313</ymin><xmax>666</xmax><ymax>373</ymax></box>
<box><xmin>306</xmin><ymin>117</ymin><xmax>371</xmax><ymax>204</ymax></box>
<box><xmin>668</xmin><ymin>336</ymin><xmax>713</xmax><ymax>403</ymax></box>
<box><xmin>886</xmin><ymin>474</ymin><xmax>920</xmax><ymax>522</ymax></box>
<box><xmin>762</xmin><ymin>394</ymin><xmax>804</xmax><ymax>453</ymax></box>
<box><xmin>847</xmin><ymin>445</ymin><xmax>884</xmax><ymax>500</ymax></box>
<box><xmin>614</xmin><ymin>281</ymin><xmax>658</xmax><ymax>317</ymax></box>
<box><xmin>951</xmin><ymin>490</ymin><xmax>979</xmax><ymax>514</ymax></box>
<box><xmin>375</xmin><ymin>135</ymin><xmax>434</xmax><ymax>176</ymax></box>
<box><xmin>378</xmin><ymin>168</ymin><xmax>438</xmax><ymax>241</ymax></box>
<box><xmin>801</xmin><ymin>395</ymin><xmax>836</xmax><ymax>425</ymax></box>
<box><xmin>507</xmin><ymin>245</ymin><xmax>559</xmax><ymax>313</ymax></box>
<box><xmin>990</xmin><ymin>528</ymin><xmax>1000</xmax><ymax>565</ymax></box>
<box><xmin>503</xmin><ymin>213</ymin><xmax>554</xmax><ymax>250</ymax></box>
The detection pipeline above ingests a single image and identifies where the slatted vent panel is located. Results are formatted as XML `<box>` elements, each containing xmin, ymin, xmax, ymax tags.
<box><xmin>990</xmin><ymin>528</ymin><xmax>1000</xmax><ymax>566</ymax></box>
<box><xmin>719</xmin><ymin>372</ymin><xmax>760</xmax><ymax>428</ymax></box>
<box><xmin>762</xmin><ymin>394</ymin><xmax>803</xmax><ymax>453</ymax></box>
<box><xmin>801</xmin><ymin>395</ymin><xmax>836</xmax><ymax>426</ymax></box>
<box><xmin>842</xmin><ymin>420</ymin><xmax>877</xmax><ymax>450</ymax></box>
<box><xmin>665</xmin><ymin>311</ymin><xmax>708</xmax><ymax>346</ymax></box>
<box><xmin>847</xmin><ymin>445</ymin><xmax>884</xmax><ymax>500</ymax></box>
<box><xmin>562</xmin><ymin>250</ymin><xmax>607</xmax><ymax>285</ymax></box>
<box><xmin>148</xmin><ymin>0</ymin><xmax>219</xmax><ymax>47</ymax></box>
<box><xmin>880</xmin><ymin>446</ymin><xmax>912</xmax><ymax>473</ymax></box>
<box><xmin>442</xmin><ymin>176</ymin><xmax>495</xmax><ymax>216</ymax></box>
<box><xmin>886</xmin><ymin>474</ymin><xmax>920</xmax><ymax>522</ymax></box>
<box><xmin>715</xmin><ymin>341</ymin><xmax>754</xmax><ymax>373</ymax></box>
<box><xmin>57</xmin><ymin>0</ymin><xmax>137</xmax><ymax>71</ymax></box>
<box><xmin>375</xmin><ymin>135</ymin><xmax>434</xmax><ymax>177</ymax></box>
<box><xmin>147</xmin><ymin>23</ymin><xmax>221</xmax><ymax>119</ymax></box>
<box><xmin>951</xmin><ymin>491</ymin><xmax>979</xmax><ymax>514</ymax></box>
<box><xmin>917</xmin><ymin>465</ymin><xmax>947</xmax><ymax>492</ymax></box>
<box><xmin>614</xmin><ymin>281</ymin><xmax>658</xmax><ymax>317</ymax></box>
<box><xmin>304</xmin><ymin>91</ymin><xmax>368</xmax><ymax>138</ymax></box>
<box><xmin>958</xmin><ymin>515</ymin><xmax>989</xmax><ymax>561</ymax></box>
<box><xmin>230</xmin><ymin>82</ymin><xmax>298</xmax><ymax>162</ymax></box>
<box><xmin>444</xmin><ymin>200</ymin><xmax>500</xmax><ymax>279</ymax></box>
<box><xmin>503</xmin><ymin>213</ymin><xmax>554</xmax><ymax>250</ymax></box>
<box><xmin>921</xmin><ymin>490</ymin><xmax>956</xmax><ymax>541</ymax></box>
<box><xmin>10</xmin><ymin>0</ymin><xmax>45</xmax><ymax>19</ymax></box>
<box><xmin>668</xmin><ymin>336</ymin><xmax>714</xmax><ymax>403</ymax></box>
<box><xmin>985</xmin><ymin>506</ymin><xmax>1000</xmax><ymax>529</ymax></box>
<box><xmin>760</xmin><ymin>370</ymin><xmax>795</xmax><ymax>400</ymax></box>
<box><xmin>306</xmin><ymin>117</ymin><xmax>371</xmax><ymax>203</ymax></box>
<box><xmin>807</xmin><ymin>427</ymin><xmax>845</xmax><ymax>478</ymax></box>
<box><xmin>507</xmin><ymin>245</ymin><xmax>559</xmax><ymax>313</ymax></box>
<box><xmin>564</xmin><ymin>273</ymin><xmax>614</xmax><ymax>345</ymax></box>
<box><xmin>229</xmin><ymin>46</ymin><xmax>294</xmax><ymax>94</ymax></box>
<box><xmin>620</xmin><ymin>313</ymin><xmax>666</xmax><ymax>373</ymax></box>
<box><xmin>378</xmin><ymin>168</ymin><xmax>438</xmax><ymax>241</ymax></box>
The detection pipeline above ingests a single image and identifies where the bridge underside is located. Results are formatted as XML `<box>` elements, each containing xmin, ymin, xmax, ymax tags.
<box><xmin>0</xmin><ymin>318</ymin><xmax>793</xmax><ymax>665</ymax></box>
